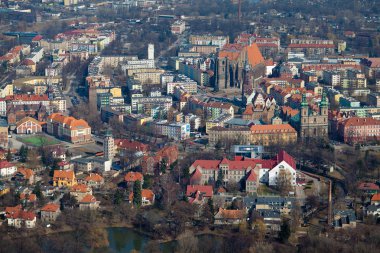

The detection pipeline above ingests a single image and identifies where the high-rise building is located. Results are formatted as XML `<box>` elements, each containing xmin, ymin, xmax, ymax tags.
<box><xmin>148</xmin><ymin>44</ymin><xmax>154</xmax><ymax>60</ymax></box>
<box><xmin>104</xmin><ymin>131</ymin><xmax>115</xmax><ymax>161</ymax></box>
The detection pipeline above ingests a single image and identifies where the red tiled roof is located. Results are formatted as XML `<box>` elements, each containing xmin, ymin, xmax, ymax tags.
<box><xmin>85</xmin><ymin>173</ymin><xmax>104</xmax><ymax>182</ymax></box>
<box><xmin>114</xmin><ymin>139</ymin><xmax>149</xmax><ymax>152</ymax></box>
<box><xmin>341</xmin><ymin>117</ymin><xmax>380</xmax><ymax>127</ymax></box>
<box><xmin>371</xmin><ymin>193</ymin><xmax>380</xmax><ymax>202</ymax></box>
<box><xmin>0</xmin><ymin>160</ymin><xmax>15</xmax><ymax>169</ymax></box>
<box><xmin>191</xmin><ymin>160</ymin><xmax>220</xmax><ymax>170</ymax></box>
<box><xmin>20</xmin><ymin>193</ymin><xmax>37</xmax><ymax>202</ymax></box>
<box><xmin>246</xmin><ymin>171</ymin><xmax>257</xmax><ymax>182</ymax></box>
<box><xmin>277</xmin><ymin>150</ymin><xmax>296</xmax><ymax>169</ymax></box>
<box><xmin>124</xmin><ymin>172</ymin><xmax>143</xmax><ymax>182</ymax></box>
<box><xmin>250</xmin><ymin>124</ymin><xmax>297</xmax><ymax>133</ymax></box>
<box><xmin>16</xmin><ymin>168</ymin><xmax>34</xmax><ymax>179</ymax></box>
<box><xmin>186</xmin><ymin>185</ymin><xmax>213</xmax><ymax>198</ymax></box>
<box><xmin>216</xmin><ymin>208</ymin><xmax>246</xmax><ymax>219</ymax></box>
<box><xmin>80</xmin><ymin>194</ymin><xmax>97</xmax><ymax>203</ymax></box>
<box><xmin>358</xmin><ymin>182</ymin><xmax>380</xmax><ymax>191</ymax></box>
<box><xmin>288</xmin><ymin>43</ymin><xmax>335</xmax><ymax>48</ymax></box>
<box><xmin>129</xmin><ymin>189</ymin><xmax>154</xmax><ymax>202</ymax></box>
<box><xmin>41</xmin><ymin>203</ymin><xmax>60</xmax><ymax>212</ymax></box>
<box><xmin>71</xmin><ymin>184</ymin><xmax>90</xmax><ymax>193</ymax></box>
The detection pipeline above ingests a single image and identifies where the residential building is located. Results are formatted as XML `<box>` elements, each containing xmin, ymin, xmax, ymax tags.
<box><xmin>288</xmin><ymin>39</ymin><xmax>335</xmax><ymax>57</ymax></box>
<box><xmin>124</xmin><ymin>172</ymin><xmax>143</xmax><ymax>187</ymax></box>
<box><xmin>337</xmin><ymin>117</ymin><xmax>380</xmax><ymax>144</ymax></box>
<box><xmin>40</xmin><ymin>203</ymin><xmax>61</xmax><ymax>223</ymax></box>
<box><xmin>6</xmin><ymin>206</ymin><xmax>36</xmax><ymax>229</ymax></box>
<box><xmin>47</xmin><ymin>113</ymin><xmax>92</xmax><ymax>144</ymax></box>
<box><xmin>186</xmin><ymin>185</ymin><xmax>213</xmax><ymax>204</ymax></box>
<box><xmin>171</xmin><ymin>20</ymin><xmax>186</xmax><ymax>35</ymax></box>
<box><xmin>70</xmin><ymin>184</ymin><xmax>92</xmax><ymax>201</ymax></box>
<box><xmin>152</xmin><ymin>121</ymin><xmax>190</xmax><ymax>140</ymax></box>
<box><xmin>0</xmin><ymin>161</ymin><xmax>17</xmax><ymax>177</ymax></box>
<box><xmin>214</xmin><ymin>208</ymin><xmax>246</xmax><ymax>225</ymax></box>
<box><xmin>85</xmin><ymin>173</ymin><xmax>104</xmax><ymax>188</ymax></box>
<box><xmin>104</xmin><ymin>131</ymin><xmax>114</xmax><ymax>161</ymax></box>
<box><xmin>79</xmin><ymin>194</ymin><xmax>100</xmax><ymax>210</ymax></box>
<box><xmin>360</xmin><ymin>58</ymin><xmax>380</xmax><ymax>80</ymax></box>
<box><xmin>53</xmin><ymin>170</ymin><xmax>76</xmax><ymax>187</ymax></box>
<box><xmin>14</xmin><ymin>168</ymin><xmax>35</xmax><ymax>184</ymax></box>
<box><xmin>333</xmin><ymin>210</ymin><xmax>356</xmax><ymax>229</ymax></box>
<box><xmin>129</xmin><ymin>189</ymin><xmax>155</xmax><ymax>206</ymax></box>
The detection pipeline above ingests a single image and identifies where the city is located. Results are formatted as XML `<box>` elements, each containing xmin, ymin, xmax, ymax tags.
<box><xmin>0</xmin><ymin>0</ymin><xmax>380</xmax><ymax>252</ymax></box>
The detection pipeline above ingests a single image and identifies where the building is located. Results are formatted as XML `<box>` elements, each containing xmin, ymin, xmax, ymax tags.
<box><xmin>217</xmin><ymin>43</ymin><xmax>265</xmax><ymax>90</ymax></box>
<box><xmin>171</xmin><ymin>20</ymin><xmax>186</xmax><ymax>35</ymax></box>
<box><xmin>208</xmin><ymin>124</ymin><xmax>297</xmax><ymax>147</ymax></box>
<box><xmin>129</xmin><ymin>189</ymin><xmax>155</xmax><ymax>206</ymax></box>
<box><xmin>189</xmin><ymin>150</ymin><xmax>297</xmax><ymax>189</ymax></box>
<box><xmin>148</xmin><ymin>44</ymin><xmax>154</xmax><ymax>60</ymax></box>
<box><xmin>53</xmin><ymin>170</ymin><xmax>76</xmax><ymax>187</ymax></box>
<box><xmin>152</xmin><ymin>121</ymin><xmax>190</xmax><ymax>140</ymax></box>
<box><xmin>360</xmin><ymin>58</ymin><xmax>380</xmax><ymax>80</ymax></box>
<box><xmin>40</xmin><ymin>203</ymin><xmax>61</xmax><ymax>223</ymax></box>
<box><xmin>70</xmin><ymin>184</ymin><xmax>92</xmax><ymax>201</ymax></box>
<box><xmin>47</xmin><ymin>113</ymin><xmax>92</xmax><ymax>144</ymax></box>
<box><xmin>14</xmin><ymin>168</ymin><xmax>35</xmax><ymax>184</ymax></box>
<box><xmin>0</xmin><ymin>161</ymin><xmax>17</xmax><ymax>178</ymax></box>
<box><xmin>242</xmin><ymin>93</ymin><xmax>276</xmax><ymax>123</ymax></box>
<box><xmin>186</xmin><ymin>185</ymin><xmax>213</xmax><ymax>204</ymax></box>
<box><xmin>15</xmin><ymin>117</ymin><xmax>43</xmax><ymax>134</ymax></box>
<box><xmin>6</xmin><ymin>206</ymin><xmax>36</xmax><ymax>229</ymax></box>
<box><xmin>214</xmin><ymin>208</ymin><xmax>246</xmax><ymax>225</ymax></box>
<box><xmin>79</xmin><ymin>194</ymin><xmax>100</xmax><ymax>210</ymax></box>
<box><xmin>0</xmin><ymin>119</ymin><xmax>8</xmax><ymax>148</ymax></box>
<box><xmin>299</xmin><ymin>93</ymin><xmax>328</xmax><ymax>139</ymax></box>
<box><xmin>189</xmin><ymin>35</ymin><xmax>229</xmax><ymax>48</ymax></box>
<box><xmin>288</xmin><ymin>39</ymin><xmax>335</xmax><ymax>57</ymax></box>
<box><xmin>124</xmin><ymin>171</ymin><xmax>143</xmax><ymax>188</ymax></box>
<box><xmin>337</xmin><ymin>117</ymin><xmax>380</xmax><ymax>144</ymax></box>
<box><xmin>103</xmin><ymin>131</ymin><xmax>114</xmax><ymax>161</ymax></box>
<box><xmin>205</xmin><ymin>114</ymin><xmax>233</xmax><ymax>133</ymax></box>
<box><xmin>84</xmin><ymin>173</ymin><xmax>104</xmax><ymax>188</ymax></box>
<box><xmin>333</xmin><ymin>210</ymin><xmax>356</xmax><ymax>229</ymax></box>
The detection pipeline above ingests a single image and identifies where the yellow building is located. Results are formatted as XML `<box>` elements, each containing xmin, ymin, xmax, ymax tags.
<box><xmin>109</xmin><ymin>87</ymin><xmax>122</xmax><ymax>98</ymax></box>
<box><xmin>53</xmin><ymin>170</ymin><xmax>76</xmax><ymax>187</ymax></box>
<box><xmin>0</xmin><ymin>185</ymin><xmax>10</xmax><ymax>196</ymax></box>
<box><xmin>0</xmin><ymin>84</ymin><xmax>13</xmax><ymax>98</ymax></box>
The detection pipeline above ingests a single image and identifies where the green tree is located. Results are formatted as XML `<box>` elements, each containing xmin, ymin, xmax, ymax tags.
<box><xmin>6</xmin><ymin>149</ymin><xmax>12</xmax><ymax>162</ymax></box>
<box><xmin>19</xmin><ymin>145</ymin><xmax>28</xmax><ymax>163</ymax></box>
<box><xmin>113</xmin><ymin>189</ymin><xmax>124</xmax><ymax>205</ymax></box>
<box><xmin>215</xmin><ymin>169</ymin><xmax>224</xmax><ymax>188</ymax></box>
<box><xmin>32</xmin><ymin>182</ymin><xmax>42</xmax><ymax>199</ymax></box>
<box><xmin>133</xmin><ymin>180</ymin><xmax>142</xmax><ymax>207</ymax></box>
<box><xmin>279</xmin><ymin>219</ymin><xmax>291</xmax><ymax>243</ymax></box>
<box><xmin>160</xmin><ymin>158</ymin><xmax>167</xmax><ymax>174</ymax></box>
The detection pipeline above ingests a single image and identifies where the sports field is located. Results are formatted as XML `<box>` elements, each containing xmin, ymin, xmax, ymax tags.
<box><xmin>18</xmin><ymin>135</ymin><xmax>60</xmax><ymax>147</ymax></box>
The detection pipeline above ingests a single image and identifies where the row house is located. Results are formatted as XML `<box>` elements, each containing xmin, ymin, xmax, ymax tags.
<box><xmin>189</xmin><ymin>150</ymin><xmax>297</xmax><ymax>192</ymax></box>
<box><xmin>337</xmin><ymin>117</ymin><xmax>380</xmax><ymax>144</ymax></box>
<box><xmin>5</xmin><ymin>205</ymin><xmax>36</xmax><ymax>229</ymax></box>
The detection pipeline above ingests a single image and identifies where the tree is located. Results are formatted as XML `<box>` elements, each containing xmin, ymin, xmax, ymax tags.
<box><xmin>113</xmin><ymin>189</ymin><xmax>125</xmax><ymax>205</ymax></box>
<box><xmin>32</xmin><ymin>182</ymin><xmax>42</xmax><ymax>199</ymax></box>
<box><xmin>133</xmin><ymin>180</ymin><xmax>142</xmax><ymax>207</ymax></box>
<box><xmin>276</xmin><ymin>169</ymin><xmax>293</xmax><ymax>196</ymax></box>
<box><xmin>279</xmin><ymin>219</ymin><xmax>291</xmax><ymax>243</ymax></box>
<box><xmin>215</xmin><ymin>169</ymin><xmax>224</xmax><ymax>188</ymax></box>
<box><xmin>6</xmin><ymin>149</ymin><xmax>12</xmax><ymax>162</ymax></box>
<box><xmin>160</xmin><ymin>158</ymin><xmax>167</xmax><ymax>174</ymax></box>
<box><xmin>19</xmin><ymin>145</ymin><xmax>28</xmax><ymax>163</ymax></box>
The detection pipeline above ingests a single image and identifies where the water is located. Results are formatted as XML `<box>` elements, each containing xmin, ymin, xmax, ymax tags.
<box><xmin>94</xmin><ymin>227</ymin><xmax>176</xmax><ymax>253</ymax></box>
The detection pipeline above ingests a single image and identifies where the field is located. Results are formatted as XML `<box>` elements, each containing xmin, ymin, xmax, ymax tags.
<box><xmin>18</xmin><ymin>135</ymin><xmax>60</xmax><ymax>147</ymax></box>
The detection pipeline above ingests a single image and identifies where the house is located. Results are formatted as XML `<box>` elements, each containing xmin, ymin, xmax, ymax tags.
<box><xmin>51</xmin><ymin>146</ymin><xmax>66</xmax><ymax>161</ymax></box>
<box><xmin>358</xmin><ymin>182</ymin><xmax>380</xmax><ymax>195</ymax></box>
<box><xmin>0</xmin><ymin>160</ymin><xmax>17</xmax><ymax>177</ymax></box>
<box><xmin>85</xmin><ymin>173</ymin><xmax>104</xmax><ymax>188</ymax></box>
<box><xmin>371</xmin><ymin>193</ymin><xmax>380</xmax><ymax>205</ymax></box>
<box><xmin>333</xmin><ymin>210</ymin><xmax>357</xmax><ymax>229</ymax></box>
<box><xmin>0</xmin><ymin>185</ymin><xmax>10</xmax><ymax>196</ymax></box>
<box><xmin>20</xmin><ymin>193</ymin><xmax>37</xmax><ymax>205</ymax></box>
<box><xmin>14</xmin><ymin>168</ymin><xmax>35</xmax><ymax>184</ymax></box>
<box><xmin>124</xmin><ymin>172</ymin><xmax>143</xmax><ymax>187</ymax></box>
<box><xmin>6</xmin><ymin>205</ymin><xmax>36</xmax><ymax>228</ymax></box>
<box><xmin>79</xmin><ymin>194</ymin><xmax>100</xmax><ymax>210</ymax></box>
<box><xmin>58</xmin><ymin>161</ymin><xmax>73</xmax><ymax>170</ymax></box>
<box><xmin>214</xmin><ymin>208</ymin><xmax>246</xmax><ymax>225</ymax></box>
<box><xmin>70</xmin><ymin>184</ymin><xmax>92</xmax><ymax>201</ymax></box>
<box><xmin>15</xmin><ymin>117</ymin><xmax>43</xmax><ymax>134</ymax></box>
<box><xmin>186</xmin><ymin>185</ymin><xmax>213</xmax><ymax>204</ymax></box>
<box><xmin>367</xmin><ymin>205</ymin><xmax>380</xmax><ymax>216</ymax></box>
<box><xmin>53</xmin><ymin>170</ymin><xmax>76</xmax><ymax>187</ymax></box>
<box><xmin>129</xmin><ymin>189</ymin><xmax>155</xmax><ymax>206</ymax></box>
<box><xmin>40</xmin><ymin>203</ymin><xmax>61</xmax><ymax>223</ymax></box>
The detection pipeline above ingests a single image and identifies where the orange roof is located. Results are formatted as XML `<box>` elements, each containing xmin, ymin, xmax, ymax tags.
<box><xmin>16</xmin><ymin>168</ymin><xmax>34</xmax><ymax>179</ymax></box>
<box><xmin>243</xmin><ymin>104</ymin><xmax>254</xmax><ymax>115</ymax></box>
<box><xmin>41</xmin><ymin>203</ymin><xmax>60</xmax><ymax>212</ymax></box>
<box><xmin>85</xmin><ymin>173</ymin><xmax>104</xmax><ymax>182</ymax></box>
<box><xmin>80</xmin><ymin>194</ymin><xmax>97</xmax><ymax>203</ymax></box>
<box><xmin>5</xmin><ymin>205</ymin><xmax>22</xmax><ymax>215</ymax></box>
<box><xmin>250</xmin><ymin>124</ymin><xmax>297</xmax><ymax>133</ymax></box>
<box><xmin>53</xmin><ymin>170</ymin><xmax>75</xmax><ymax>180</ymax></box>
<box><xmin>124</xmin><ymin>172</ymin><xmax>143</xmax><ymax>182</ymax></box>
<box><xmin>71</xmin><ymin>184</ymin><xmax>90</xmax><ymax>193</ymax></box>
<box><xmin>371</xmin><ymin>193</ymin><xmax>380</xmax><ymax>202</ymax></box>
<box><xmin>342</xmin><ymin>117</ymin><xmax>380</xmax><ymax>127</ymax></box>
<box><xmin>20</xmin><ymin>193</ymin><xmax>37</xmax><ymax>202</ymax></box>
<box><xmin>246</xmin><ymin>43</ymin><xmax>265</xmax><ymax>67</ymax></box>
<box><xmin>216</xmin><ymin>208</ymin><xmax>246</xmax><ymax>219</ymax></box>
<box><xmin>48</xmin><ymin>113</ymin><xmax>90</xmax><ymax>130</ymax></box>
<box><xmin>129</xmin><ymin>189</ymin><xmax>154</xmax><ymax>202</ymax></box>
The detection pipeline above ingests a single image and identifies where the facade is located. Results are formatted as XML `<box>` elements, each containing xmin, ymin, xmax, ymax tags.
<box><xmin>152</xmin><ymin>121</ymin><xmax>190</xmax><ymax>140</ymax></box>
<box><xmin>15</xmin><ymin>117</ymin><xmax>42</xmax><ymax>134</ymax></box>
<box><xmin>0</xmin><ymin>119</ymin><xmax>8</xmax><ymax>148</ymax></box>
<box><xmin>208</xmin><ymin>124</ymin><xmax>297</xmax><ymax>147</ymax></box>
<box><xmin>299</xmin><ymin>93</ymin><xmax>329</xmax><ymax>139</ymax></box>
<box><xmin>189</xmin><ymin>150</ymin><xmax>297</xmax><ymax>189</ymax></box>
<box><xmin>47</xmin><ymin>113</ymin><xmax>92</xmax><ymax>144</ymax></box>
<box><xmin>103</xmin><ymin>131</ymin><xmax>115</xmax><ymax>160</ymax></box>
<box><xmin>242</xmin><ymin>93</ymin><xmax>276</xmax><ymax>123</ymax></box>
<box><xmin>79</xmin><ymin>194</ymin><xmax>100</xmax><ymax>210</ymax></box>
<box><xmin>337</xmin><ymin>117</ymin><xmax>380</xmax><ymax>144</ymax></box>
<box><xmin>288</xmin><ymin>39</ymin><xmax>335</xmax><ymax>57</ymax></box>
<box><xmin>0</xmin><ymin>161</ymin><xmax>17</xmax><ymax>177</ymax></box>
<box><xmin>6</xmin><ymin>207</ymin><xmax>36</xmax><ymax>229</ymax></box>
<box><xmin>214</xmin><ymin>208</ymin><xmax>246</xmax><ymax>225</ymax></box>
<box><xmin>171</xmin><ymin>20</ymin><xmax>186</xmax><ymax>35</ymax></box>
<box><xmin>85</xmin><ymin>173</ymin><xmax>104</xmax><ymax>188</ymax></box>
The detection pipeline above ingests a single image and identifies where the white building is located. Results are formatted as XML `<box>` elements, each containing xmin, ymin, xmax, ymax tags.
<box><xmin>0</xmin><ymin>161</ymin><xmax>17</xmax><ymax>177</ymax></box>
<box><xmin>171</xmin><ymin>20</ymin><xmax>186</xmax><ymax>35</ymax></box>
<box><xmin>148</xmin><ymin>44</ymin><xmax>154</xmax><ymax>60</ymax></box>
<box><xmin>104</xmin><ymin>131</ymin><xmax>115</xmax><ymax>160</ymax></box>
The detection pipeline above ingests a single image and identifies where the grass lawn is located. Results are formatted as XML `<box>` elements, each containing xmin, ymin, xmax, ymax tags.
<box><xmin>19</xmin><ymin>135</ymin><xmax>60</xmax><ymax>147</ymax></box>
